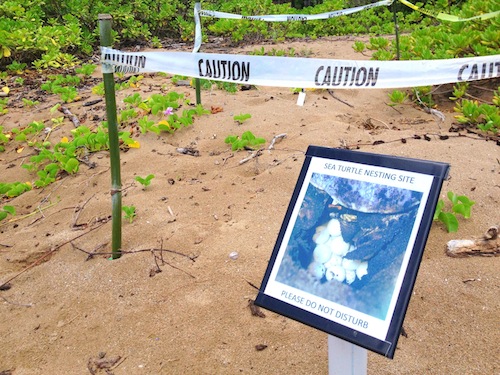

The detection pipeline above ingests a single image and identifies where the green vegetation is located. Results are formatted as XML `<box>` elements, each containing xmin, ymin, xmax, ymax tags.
<box><xmin>119</xmin><ymin>92</ymin><xmax>210</xmax><ymax>134</ymax></box>
<box><xmin>0</xmin><ymin>98</ymin><xmax>8</xmax><ymax>116</ymax></box>
<box><xmin>2</xmin><ymin>0</ymin><xmax>497</xmax><ymax>70</ymax></box>
<box><xmin>233</xmin><ymin>113</ymin><xmax>252</xmax><ymax>125</ymax></box>
<box><xmin>0</xmin><ymin>0</ymin><xmax>497</xmax><ymax>231</ymax></box>
<box><xmin>0</xmin><ymin>85</ymin><xmax>210</xmax><ymax>222</ymax></box>
<box><xmin>0</xmin><ymin>205</ymin><xmax>15</xmax><ymax>222</ymax></box>
<box><xmin>454</xmin><ymin>97</ymin><xmax>500</xmax><ymax>134</ymax></box>
<box><xmin>122</xmin><ymin>205</ymin><xmax>137</xmax><ymax>223</ymax></box>
<box><xmin>135</xmin><ymin>174</ymin><xmax>155</xmax><ymax>189</ymax></box>
<box><xmin>434</xmin><ymin>191</ymin><xmax>476</xmax><ymax>232</ymax></box>
<box><xmin>0</xmin><ymin>182</ymin><xmax>32</xmax><ymax>199</ymax></box>
<box><xmin>225</xmin><ymin>130</ymin><xmax>266</xmax><ymax>151</ymax></box>
<box><xmin>388</xmin><ymin>90</ymin><xmax>409</xmax><ymax>106</ymax></box>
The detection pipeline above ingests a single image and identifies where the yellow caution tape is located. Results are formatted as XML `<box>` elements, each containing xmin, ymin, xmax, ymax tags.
<box><xmin>398</xmin><ymin>0</ymin><xmax>500</xmax><ymax>22</ymax></box>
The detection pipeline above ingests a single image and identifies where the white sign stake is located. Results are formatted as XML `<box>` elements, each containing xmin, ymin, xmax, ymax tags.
<box><xmin>296</xmin><ymin>89</ymin><xmax>306</xmax><ymax>106</ymax></box>
<box><xmin>328</xmin><ymin>335</ymin><xmax>367</xmax><ymax>375</ymax></box>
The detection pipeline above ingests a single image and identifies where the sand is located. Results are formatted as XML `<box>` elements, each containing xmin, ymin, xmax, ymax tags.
<box><xmin>0</xmin><ymin>37</ymin><xmax>499</xmax><ymax>374</ymax></box>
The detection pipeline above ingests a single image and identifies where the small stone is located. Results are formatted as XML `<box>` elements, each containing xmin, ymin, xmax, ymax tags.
<box><xmin>255</xmin><ymin>344</ymin><xmax>268</xmax><ymax>351</ymax></box>
<box><xmin>229</xmin><ymin>251</ymin><xmax>239</xmax><ymax>260</ymax></box>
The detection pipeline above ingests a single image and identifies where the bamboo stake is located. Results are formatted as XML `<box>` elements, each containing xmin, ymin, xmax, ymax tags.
<box><xmin>392</xmin><ymin>2</ymin><xmax>400</xmax><ymax>60</ymax></box>
<box><xmin>99</xmin><ymin>14</ymin><xmax>122</xmax><ymax>259</ymax></box>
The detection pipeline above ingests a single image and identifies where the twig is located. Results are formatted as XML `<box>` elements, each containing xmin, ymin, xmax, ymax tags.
<box><xmin>160</xmin><ymin>257</ymin><xmax>195</xmax><ymax>278</ymax></box>
<box><xmin>268</xmin><ymin>133</ymin><xmax>287</xmax><ymax>150</ymax></box>
<box><xmin>71</xmin><ymin>242</ymin><xmax>108</xmax><ymax>261</ymax></box>
<box><xmin>149</xmin><ymin>239</ymin><xmax>195</xmax><ymax>278</ymax></box>
<box><xmin>446</xmin><ymin>225</ymin><xmax>499</xmax><ymax>257</ymax></box>
<box><xmin>0</xmin><ymin>200</ymin><xmax>60</xmax><ymax>228</ymax></box>
<box><xmin>0</xmin><ymin>295</ymin><xmax>33</xmax><ymax>307</ymax></box>
<box><xmin>72</xmin><ymin>194</ymin><xmax>96</xmax><ymax>229</ymax></box>
<box><xmin>59</xmin><ymin>314</ymin><xmax>81</xmax><ymax>327</ymax></box>
<box><xmin>60</xmin><ymin>106</ymin><xmax>81</xmax><ymax>128</ymax></box>
<box><xmin>327</xmin><ymin>89</ymin><xmax>354</xmax><ymax>108</ymax></box>
<box><xmin>5</xmin><ymin>151</ymin><xmax>37</xmax><ymax>164</ymax></box>
<box><xmin>414</xmin><ymin>89</ymin><xmax>444</xmax><ymax>128</ymax></box>
<box><xmin>151</xmin><ymin>250</ymin><xmax>162</xmax><ymax>275</ymax></box>
<box><xmin>343</xmin><ymin>131</ymin><xmax>496</xmax><ymax>149</ymax></box>
<box><xmin>387</xmin><ymin>103</ymin><xmax>402</xmax><ymax>114</ymax></box>
<box><xmin>245</xmin><ymin>279</ymin><xmax>260</xmax><ymax>290</ymax></box>
<box><xmin>0</xmin><ymin>221</ymin><xmax>108</xmax><ymax>289</ymax></box>
<box><xmin>239</xmin><ymin>149</ymin><xmax>262</xmax><ymax>165</ymax></box>
<box><xmin>166</xmin><ymin>206</ymin><xmax>176</xmax><ymax>223</ymax></box>
<box><xmin>83</xmin><ymin>99</ymin><xmax>103</xmax><ymax>107</ymax></box>
<box><xmin>71</xmin><ymin>246</ymin><xmax>197</xmax><ymax>262</ymax></box>
<box><xmin>222</xmin><ymin>153</ymin><xmax>234</xmax><ymax>166</ymax></box>
<box><xmin>369</xmin><ymin>117</ymin><xmax>390</xmax><ymax>129</ymax></box>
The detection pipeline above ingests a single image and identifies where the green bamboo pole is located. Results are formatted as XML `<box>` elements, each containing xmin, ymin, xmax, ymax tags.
<box><xmin>98</xmin><ymin>14</ymin><xmax>122</xmax><ymax>259</ymax></box>
<box><xmin>392</xmin><ymin>2</ymin><xmax>401</xmax><ymax>60</ymax></box>
<box><xmin>195</xmin><ymin>77</ymin><xmax>201</xmax><ymax>105</ymax></box>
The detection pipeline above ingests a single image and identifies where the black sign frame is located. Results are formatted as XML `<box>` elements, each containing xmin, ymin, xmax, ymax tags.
<box><xmin>255</xmin><ymin>146</ymin><xmax>449</xmax><ymax>358</ymax></box>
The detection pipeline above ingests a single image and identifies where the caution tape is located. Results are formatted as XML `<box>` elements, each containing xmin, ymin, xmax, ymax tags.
<box><xmin>193</xmin><ymin>0</ymin><xmax>393</xmax><ymax>52</ymax></box>
<box><xmin>398</xmin><ymin>0</ymin><xmax>500</xmax><ymax>22</ymax></box>
<box><xmin>101</xmin><ymin>47</ymin><xmax>500</xmax><ymax>90</ymax></box>
<box><xmin>196</xmin><ymin>0</ymin><xmax>393</xmax><ymax>22</ymax></box>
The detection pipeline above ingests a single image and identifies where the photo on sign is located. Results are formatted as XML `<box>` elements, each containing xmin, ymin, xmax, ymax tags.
<box><xmin>275</xmin><ymin>172</ymin><xmax>423</xmax><ymax>320</ymax></box>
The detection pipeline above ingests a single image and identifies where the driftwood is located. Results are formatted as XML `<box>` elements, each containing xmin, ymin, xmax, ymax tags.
<box><xmin>268</xmin><ymin>133</ymin><xmax>287</xmax><ymax>150</ymax></box>
<box><xmin>61</xmin><ymin>106</ymin><xmax>80</xmax><ymax>128</ymax></box>
<box><xmin>446</xmin><ymin>225</ymin><xmax>500</xmax><ymax>258</ymax></box>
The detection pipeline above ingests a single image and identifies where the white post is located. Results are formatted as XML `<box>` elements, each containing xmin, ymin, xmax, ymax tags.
<box><xmin>328</xmin><ymin>335</ymin><xmax>367</xmax><ymax>375</ymax></box>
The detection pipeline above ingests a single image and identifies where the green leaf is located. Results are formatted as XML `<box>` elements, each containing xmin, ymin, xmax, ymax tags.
<box><xmin>2</xmin><ymin>205</ymin><xmax>15</xmax><ymax>215</ymax></box>
<box><xmin>64</xmin><ymin>158</ymin><xmax>79</xmax><ymax>174</ymax></box>
<box><xmin>447</xmin><ymin>191</ymin><xmax>458</xmax><ymax>205</ymax></box>
<box><xmin>224</xmin><ymin>135</ymin><xmax>238</xmax><ymax>144</ymax></box>
<box><xmin>457</xmin><ymin>195</ymin><xmax>475</xmax><ymax>207</ymax></box>
<box><xmin>433</xmin><ymin>199</ymin><xmax>444</xmax><ymax>221</ymax></box>
<box><xmin>438</xmin><ymin>212</ymin><xmax>459</xmax><ymax>233</ymax></box>
<box><xmin>234</xmin><ymin>113</ymin><xmax>251</xmax><ymax>124</ymax></box>
<box><xmin>135</xmin><ymin>174</ymin><xmax>154</xmax><ymax>187</ymax></box>
<box><xmin>241</xmin><ymin>131</ymin><xmax>256</xmax><ymax>141</ymax></box>
<box><xmin>122</xmin><ymin>205</ymin><xmax>137</xmax><ymax>223</ymax></box>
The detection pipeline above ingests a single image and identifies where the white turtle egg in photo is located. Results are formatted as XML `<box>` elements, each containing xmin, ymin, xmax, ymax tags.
<box><xmin>324</xmin><ymin>254</ymin><xmax>342</xmax><ymax>269</ymax></box>
<box><xmin>326</xmin><ymin>218</ymin><xmax>342</xmax><ymax>237</ymax></box>
<box><xmin>328</xmin><ymin>235</ymin><xmax>350</xmax><ymax>256</ymax></box>
<box><xmin>313</xmin><ymin>226</ymin><xmax>330</xmax><ymax>245</ymax></box>
<box><xmin>356</xmin><ymin>261</ymin><xmax>368</xmax><ymax>280</ymax></box>
<box><xmin>313</xmin><ymin>243</ymin><xmax>332</xmax><ymax>263</ymax></box>
<box><xmin>325</xmin><ymin>265</ymin><xmax>345</xmax><ymax>282</ymax></box>
<box><xmin>308</xmin><ymin>261</ymin><xmax>326</xmax><ymax>279</ymax></box>
<box><xmin>345</xmin><ymin>270</ymin><xmax>356</xmax><ymax>285</ymax></box>
<box><xmin>342</xmin><ymin>258</ymin><xmax>363</xmax><ymax>271</ymax></box>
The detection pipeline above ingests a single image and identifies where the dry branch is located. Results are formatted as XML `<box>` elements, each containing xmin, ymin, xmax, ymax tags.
<box><xmin>446</xmin><ymin>225</ymin><xmax>499</xmax><ymax>257</ymax></box>
<box><xmin>239</xmin><ymin>149</ymin><xmax>262</xmax><ymax>165</ymax></box>
<box><xmin>327</xmin><ymin>89</ymin><xmax>353</xmax><ymax>108</ymax></box>
<box><xmin>0</xmin><ymin>221</ymin><xmax>108</xmax><ymax>289</ymax></box>
<box><xmin>61</xmin><ymin>106</ymin><xmax>81</xmax><ymax>128</ymax></box>
<box><xmin>268</xmin><ymin>133</ymin><xmax>287</xmax><ymax>150</ymax></box>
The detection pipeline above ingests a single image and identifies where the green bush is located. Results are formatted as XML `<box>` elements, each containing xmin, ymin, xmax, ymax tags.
<box><xmin>0</xmin><ymin>0</ymin><xmax>498</xmax><ymax>70</ymax></box>
<box><xmin>0</xmin><ymin>0</ymin><xmax>196</xmax><ymax>69</ymax></box>
<box><xmin>372</xmin><ymin>0</ymin><xmax>500</xmax><ymax>60</ymax></box>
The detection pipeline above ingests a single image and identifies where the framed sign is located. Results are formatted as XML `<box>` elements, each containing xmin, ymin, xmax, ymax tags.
<box><xmin>255</xmin><ymin>146</ymin><xmax>449</xmax><ymax>358</ymax></box>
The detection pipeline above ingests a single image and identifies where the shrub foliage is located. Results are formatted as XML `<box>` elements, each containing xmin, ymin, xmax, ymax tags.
<box><xmin>0</xmin><ymin>0</ymin><xmax>498</xmax><ymax>69</ymax></box>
